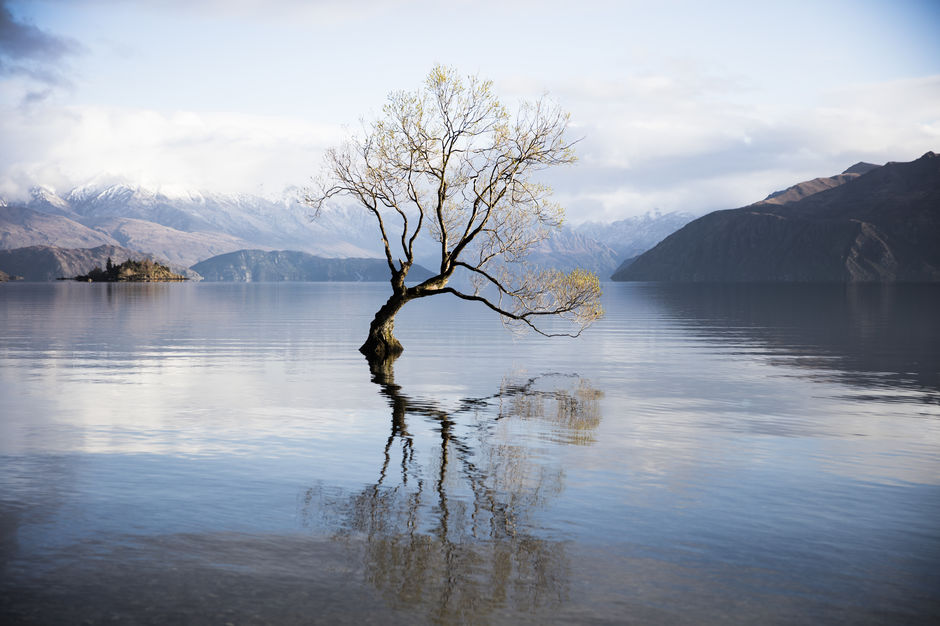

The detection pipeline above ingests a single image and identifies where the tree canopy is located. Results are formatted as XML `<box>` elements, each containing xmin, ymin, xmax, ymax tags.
<box><xmin>308</xmin><ymin>66</ymin><xmax>603</xmax><ymax>362</ymax></box>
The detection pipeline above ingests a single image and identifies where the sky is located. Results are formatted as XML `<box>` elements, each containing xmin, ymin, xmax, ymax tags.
<box><xmin>1</xmin><ymin>0</ymin><xmax>938</xmax><ymax>222</ymax></box>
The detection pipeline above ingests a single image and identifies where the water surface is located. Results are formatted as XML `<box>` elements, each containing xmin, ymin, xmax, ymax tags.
<box><xmin>1</xmin><ymin>281</ymin><xmax>938</xmax><ymax>624</ymax></box>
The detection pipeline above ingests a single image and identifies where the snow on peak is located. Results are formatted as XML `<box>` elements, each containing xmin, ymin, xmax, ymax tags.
<box><xmin>29</xmin><ymin>185</ymin><xmax>70</xmax><ymax>209</ymax></box>
<box><xmin>153</xmin><ymin>184</ymin><xmax>206</xmax><ymax>203</ymax></box>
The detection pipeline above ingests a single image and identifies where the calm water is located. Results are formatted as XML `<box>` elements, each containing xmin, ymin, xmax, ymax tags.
<box><xmin>1</xmin><ymin>281</ymin><xmax>938</xmax><ymax>624</ymax></box>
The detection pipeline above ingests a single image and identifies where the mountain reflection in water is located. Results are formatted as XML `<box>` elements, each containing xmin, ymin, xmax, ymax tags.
<box><xmin>301</xmin><ymin>361</ymin><xmax>602</xmax><ymax>623</ymax></box>
<box><xmin>644</xmin><ymin>283</ymin><xmax>940</xmax><ymax>401</ymax></box>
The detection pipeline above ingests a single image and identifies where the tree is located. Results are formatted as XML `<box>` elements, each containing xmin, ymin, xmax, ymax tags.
<box><xmin>308</xmin><ymin>66</ymin><xmax>603</xmax><ymax>363</ymax></box>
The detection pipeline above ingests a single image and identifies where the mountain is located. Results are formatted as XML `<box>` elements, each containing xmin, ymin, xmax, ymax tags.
<box><xmin>757</xmin><ymin>161</ymin><xmax>879</xmax><ymax>206</ymax></box>
<box><xmin>2</xmin><ymin>180</ymin><xmax>686</xmax><ymax>276</ymax></box>
<box><xmin>574</xmin><ymin>210</ymin><xmax>697</xmax><ymax>261</ymax></box>
<box><xmin>842</xmin><ymin>162</ymin><xmax>882</xmax><ymax>175</ymax></box>
<box><xmin>1</xmin><ymin>204</ymin><xmax>118</xmax><ymax>249</ymax></box>
<box><xmin>525</xmin><ymin>227</ymin><xmax>621</xmax><ymax>276</ymax></box>
<box><xmin>191</xmin><ymin>249</ymin><xmax>435</xmax><ymax>282</ymax></box>
<box><xmin>613</xmin><ymin>153</ymin><xmax>940</xmax><ymax>282</ymax></box>
<box><xmin>0</xmin><ymin>245</ymin><xmax>200</xmax><ymax>282</ymax></box>
<box><xmin>0</xmin><ymin>202</ymin><xmax>252</xmax><ymax>266</ymax></box>
<box><xmin>81</xmin><ymin>217</ymin><xmax>254</xmax><ymax>267</ymax></box>
<box><xmin>2</xmin><ymin>183</ymin><xmax>381</xmax><ymax>266</ymax></box>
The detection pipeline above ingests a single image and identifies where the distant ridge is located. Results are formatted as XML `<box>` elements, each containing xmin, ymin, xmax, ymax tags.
<box><xmin>758</xmin><ymin>162</ymin><xmax>880</xmax><ymax>206</ymax></box>
<box><xmin>613</xmin><ymin>152</ymin><xmax>940</xmax><ymax>282</ymax></box>
<box><xmin>574</xmin><ymin>211</ymin><xmax>696</xmax><ymax>262</ymax></box>
<box><xmin>526</xmin><ymin>228</ymin><xmax>620</xmax><ymax>276</ymax></box>
<box><xmin>842</xmin><ymin>162</ymin><xmax>880</xmax><ymax>176</ymax></box>
<box><xmin>191</xmin><ymin>249</ymin><xmax>435</xmax><ymax>282</ymax></box>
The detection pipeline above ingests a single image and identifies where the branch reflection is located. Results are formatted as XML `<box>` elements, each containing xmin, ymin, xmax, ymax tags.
<box><xmin>302</xmin><ymin>359</ymin><xmax>603</xmax><ymax>622</ymax></box>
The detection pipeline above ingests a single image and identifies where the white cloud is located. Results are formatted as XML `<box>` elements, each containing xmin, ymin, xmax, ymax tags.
<box><xmin>2</xmin><ymin>74</ymin><xmax>936</xmax><ymax>219</ymax></box>
<box><xmin>0</xmin><ymin>103</ymin><xmax>344</xmax><ymax>199</ymax></box>
<box><xmin>543</xmin><ymin>73</ymin><xmax>940</xmax><ymax>220</ymax></box>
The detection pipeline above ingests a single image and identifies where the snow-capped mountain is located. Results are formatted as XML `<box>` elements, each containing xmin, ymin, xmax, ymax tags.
<box><xmin>7</xmin><ymin>182</ymin><xmax>381</xmax><ymax>266</ymax></box>
<box><xmin>574</xmin><ymin>210</ymin><xmax>697</xmax><ymax>262</ymax></box>
<box><xmin>26</xmin><ymin>185</ymin><xmax>72</xmax><ymax>215</ymax></box>
<box><xmin>2</xmin><ymin>180</ymin><xmax>690</xmax><ymax>275</ymax></box>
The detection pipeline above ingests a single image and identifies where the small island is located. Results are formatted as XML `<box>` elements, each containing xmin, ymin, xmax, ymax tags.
<box><xmin>73</xmin><ymin>257</ymin><xmax>187</xmax><ymax>282</ymax></box>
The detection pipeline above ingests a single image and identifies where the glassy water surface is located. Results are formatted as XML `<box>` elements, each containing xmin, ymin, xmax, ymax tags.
<box><xmin>1</xmin><ymin>282</ymin><xmax>938</xmax><ymax>624</ymax></box>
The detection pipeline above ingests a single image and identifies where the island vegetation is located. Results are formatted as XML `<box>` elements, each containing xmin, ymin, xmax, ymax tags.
<box><xmin>73</xmin><ymin>257</ymin><xmax>187</xmax><ymax>282</ymax></box>
<box><xmin>0</xmin><ymin>269</ymin><xmax>22</xmax><ymax>281</ymax></box>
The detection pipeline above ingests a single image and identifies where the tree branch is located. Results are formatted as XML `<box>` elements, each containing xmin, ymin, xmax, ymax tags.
<box><xmin>423</xmin><ymin>287</ymin><xmax>589</xmax><ymax>338</ymax></box>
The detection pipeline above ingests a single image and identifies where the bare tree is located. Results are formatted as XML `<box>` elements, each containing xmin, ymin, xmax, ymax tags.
<box><xmin>308</xmin><ymin>66</ymin><xmax>603</xmax><ymax>363</ymax></box>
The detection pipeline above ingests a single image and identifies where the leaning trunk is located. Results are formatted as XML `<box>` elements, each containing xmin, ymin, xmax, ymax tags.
<box><xmin>360</xmin><ymin>292</ymin><xmax>409</xmax><ymax>362</ymax></box>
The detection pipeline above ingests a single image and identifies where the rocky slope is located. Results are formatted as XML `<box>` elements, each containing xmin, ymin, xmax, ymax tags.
<box><xmin>1</xmin><ymin>204</ymin><xmax>118</xmax><ymax>249</ymax></box>
<box><xmin>614</xmin><ymin>153</ymin><xmax>939</xmax><ymax>282</ymax></box>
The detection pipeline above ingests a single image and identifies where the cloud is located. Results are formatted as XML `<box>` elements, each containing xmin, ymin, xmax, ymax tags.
<box><xmin>53</xmin><ymin>0</ymin><xmax>413</xmax><ymax>24</ymax></box>
<box><xmin>1</xmin><ymin>0</ymin><xmax>936</xmax><ymax>224</ymax></box>
<box><xmin>2</xmin><ymin>75</ymin><xmax>936</xmax><ymax>220</ymax></box>
<box><xmin>0</xmin><ymin>0</ymin><xmax>82</xmax><ymax>88</ymax></box>
<box><xmin>538</xmin><ymin>73</ymin><xmax>940</xmax><ymax>221</ymax></box>
<box><xmin>0</xmin><ymin>104</ymin><xmax>344</xmax><ymax>199</ymax></box>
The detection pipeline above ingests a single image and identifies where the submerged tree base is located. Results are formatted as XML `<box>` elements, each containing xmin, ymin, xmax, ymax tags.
<box><xmin>360</xmin><ymin>334</ymin><xmax>403</xmax><ymax>363</ymax></box>
<box><xmin>360</xmin><ymin>291</ymin><xmax>408</xmax><ymax>363</ymax></box>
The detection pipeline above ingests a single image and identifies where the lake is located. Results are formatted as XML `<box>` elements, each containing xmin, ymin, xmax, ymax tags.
<box><xmin>1</xmin><ymin>281</ymin><xmax>938</xmax><ymax>624</ymax></box>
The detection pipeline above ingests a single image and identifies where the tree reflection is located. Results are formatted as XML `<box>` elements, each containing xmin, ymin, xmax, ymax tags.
<box><xmin>302</xmin><ymin>359</ymin><xmax>602</xmax><ymax>623</ymax></box>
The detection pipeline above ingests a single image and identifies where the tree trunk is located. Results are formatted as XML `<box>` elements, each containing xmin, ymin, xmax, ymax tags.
<box><xmin>360</xmin><ymin>292</ymin><xmax>409</xmax><ymax>362</ymax></box>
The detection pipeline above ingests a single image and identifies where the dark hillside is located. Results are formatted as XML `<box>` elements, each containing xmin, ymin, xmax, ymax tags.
<box><xmin>192</xmin><ymin>249</ymin><xmax>435</xmax><ymax>282</ymax></box>
<box><xmin>614</xmin><ymin>152</ymin><xmax>940</xmax><ymax>282</ymax></box>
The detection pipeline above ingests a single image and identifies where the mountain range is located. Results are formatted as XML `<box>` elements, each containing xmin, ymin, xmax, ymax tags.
<box><xmin>575</xmin><ymin>210</ymin><xmax>696</xmax><ymax>261</ymax></box>
<box><xmin>4</xmin><ymin>152</ymin><xmax>934</xmax><ymax>284</ymax></box>
<box><xmin>3</xmin><ymin>184</ymin><xmax>378</xmax><ymax>267</ymax></box>
<box><xmin>613</xmin><ymin>152</ymin><xmax>939</xmax><ymax>282</ymax></box>
<box><xmin>0</xmin><ymin>181</ymin><xmax>688</xmax><ymax>279</ymax></box>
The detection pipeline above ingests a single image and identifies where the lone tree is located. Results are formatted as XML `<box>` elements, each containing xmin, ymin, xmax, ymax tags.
<box><xmin>308</xmin><ymin>66</ymin><xmax>603</xmax><ymax>363</ymax></box>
